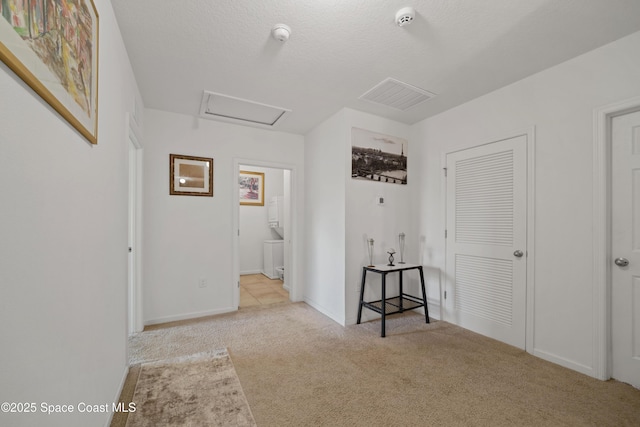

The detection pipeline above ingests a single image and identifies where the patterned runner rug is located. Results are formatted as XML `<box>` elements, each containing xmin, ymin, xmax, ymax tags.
<box><xmin>125</xmin><ymin>349</ymin><xmax>256</xmax><ymax>427</ymax></box>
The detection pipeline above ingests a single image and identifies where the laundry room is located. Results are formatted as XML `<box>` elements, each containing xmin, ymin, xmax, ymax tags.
<box><xmin>238</xmin><ymin>165</ymin><xmax>291</xmax><ymax>307</ymax></box>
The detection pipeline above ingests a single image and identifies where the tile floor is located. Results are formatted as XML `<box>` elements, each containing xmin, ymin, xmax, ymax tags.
<box><xmin>239</xmin><ymin>274</ymin><xmax>289</xmax><ymax>308</ymax></box>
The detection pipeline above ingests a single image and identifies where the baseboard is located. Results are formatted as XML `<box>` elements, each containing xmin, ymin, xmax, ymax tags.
<box><xmin>304</xmin><ymin>297</ymin><xmax>345</xmax><ymax>326</ymax></box>
<box><xmin>104</xmin><ymin>364</ymin><xmax>130</xmax><ymax>427</ymax></box>
<box><xmin>144</xmin><ymin>307</ymin><xmax>236</xmax><ymax>326</ymax></box>
<box><xmin>261</xmin><ymin>270</ymin><xmax>279</xmax><ymax>280</ymax></box>
<box><xmin>240</xmin><ymin>270</ymin><xmax>261</xmax><ymax>275</ymax></box>
<box><xmin>533</xmin><ymin>348</ymin><xmax>595</xmax><ymax>378</ymax></box>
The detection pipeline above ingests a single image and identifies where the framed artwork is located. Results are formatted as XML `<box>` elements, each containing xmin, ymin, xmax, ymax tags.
<box><xmin>0</xmin><ymin>0</ymin><xmax>99</xmax><ymax>144</ymax></box>
<box><xmin>170</xmin><ymin>154</ymin><xmax>214</xmax><ymax>197</ymax></box>
<box><xmin>239</xmin><ymin>170</ymin><xmax>264</xmax><ymax>206</ymax></box>
<box><xmin>351</xmin><ymin>127</ymin><xmax>408</xmax><ymax>185</ymax></box>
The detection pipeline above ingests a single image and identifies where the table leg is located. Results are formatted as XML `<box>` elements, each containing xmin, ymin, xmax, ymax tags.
<box><xmin>419</xmin><ymin>267</ymin><xmax>430</xmax><ymax>324</ymax></box>
<box><xmin>357</xmin><ymin>268</ymin><xmax>367</xmax><ymax>324</ymax></box>
<box><xmin>381</xmin><ymin>272</ymin><xmax>386</xmax><ymax>337</ymax></box>
<box><xmin>398</xmin><ymin>271</ymin><xmax>404</xmax><ymax>312</ymax></box>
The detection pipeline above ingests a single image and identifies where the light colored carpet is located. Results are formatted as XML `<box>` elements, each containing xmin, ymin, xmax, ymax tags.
<box><xmin>125</xmin><ymin>302</ymin><xmax>640</xmax><ymax>426</ymax></box>
<box><xmin>124</xmin><ymin>350</ymin><xmax>255</xmax><ymax>427</ymax></box>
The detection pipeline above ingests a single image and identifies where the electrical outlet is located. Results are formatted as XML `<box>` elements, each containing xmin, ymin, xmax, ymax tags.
<box><xmin>198</xmin><ymin>278</ymin><xmax>207</xmax><ymax>288</ymax></box>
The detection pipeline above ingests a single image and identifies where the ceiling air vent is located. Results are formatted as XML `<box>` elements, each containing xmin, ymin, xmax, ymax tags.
<box><xmin>199</xmin><ymin>91</ymin><xmax>291</xmax><ymax>128</ymax></box>
<box><xmin>359</xmin><ymin>78</ymin><xmax>436</xmax><ymax>111</ymax></box>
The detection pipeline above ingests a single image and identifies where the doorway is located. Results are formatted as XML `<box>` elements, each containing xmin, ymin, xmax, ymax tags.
<box><xmin>238</xmin><ymin>165</ymin><xmax>290</xmax><ymax>308</ymax></box>
<box><xmin>593</xmin><ymin>96</ymin><xmax>640</xmax><ymax>383</ymax></box>
<box><xmin>610</xmin><ymin>109</ymin><xmax>640</xmax><ymax>388</ymax></box>
<box><xmin>232</xmin><ymin>159</ymin><xmax>300</xmax><ymax>310</ymax></box>
<box><xmin>444</xmin><ymin>131</ymin><xmax>534</xmax><ymax>351</ymax></box>
<box><xmin>127</xmin><ymin>114</ymin><xmax>143</xmax><ymax>335</ymax></box>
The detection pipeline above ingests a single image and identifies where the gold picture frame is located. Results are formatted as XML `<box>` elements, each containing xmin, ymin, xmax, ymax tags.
<box><xmin>0</xmin><ymin>0</ymin><xmax>100</xmax><ymax>144</ymax></box>
<box><xmin>170</xmin><ymin>154</ymin><xmax>214</xmax><ymax>197</ymax></box>
<box><xmin>239</xmin><ymin>170</ymin><xmax>264</xmax><ymax>206</ymax></box>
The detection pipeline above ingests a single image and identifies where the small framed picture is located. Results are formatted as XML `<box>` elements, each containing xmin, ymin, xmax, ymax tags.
<box><xmin>169</xmin><ymin>154</ymin><xmax>214</xmax><ymax>197</ymax></box>
<box><xmin>239</xmin><ymin>171</ymin><xmax>264</xmax><ymax>206</ymax></box>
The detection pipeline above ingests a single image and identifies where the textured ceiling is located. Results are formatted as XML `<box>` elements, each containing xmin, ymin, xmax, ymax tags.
<box><xmin>110</xmin><ymin>0</ymin><xmax>640</xmax><ymax>135</ymax></box>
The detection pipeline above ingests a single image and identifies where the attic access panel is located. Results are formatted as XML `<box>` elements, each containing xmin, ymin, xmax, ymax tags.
<box><xmin>199</xmin><ymin>91</ymin><xmax>291</xmax><ymax>128</ymax></box>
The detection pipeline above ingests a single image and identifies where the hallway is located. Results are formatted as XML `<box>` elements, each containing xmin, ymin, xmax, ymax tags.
<box><xmin>239</xmin><ymin>274</ymin><xmax>289</xmax><ymax>308</ymax></box>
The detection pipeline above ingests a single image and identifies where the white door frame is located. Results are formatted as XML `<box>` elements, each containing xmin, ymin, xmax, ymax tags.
<box><xmin>127</xmin><ymin>113</ymin><xmax>144</xmax><ymax>334</ymax></box>
<box><xmin>442</xmin><ymin>127</ymin><xmax>536</xmax><ymax>352</ymax></box>
<box><xmin>592</xmin><ymin>95</ymin><xmax>640</xmax><ymax>380</ymax></box>
<box><xmin>232</xmin><ymin>158</ymin><xmax>301</xmax><ymax>308</ymax></box>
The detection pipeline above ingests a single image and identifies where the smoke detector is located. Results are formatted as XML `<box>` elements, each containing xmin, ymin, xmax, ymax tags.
<box><xmin>272</xmin><ymin>24</ymin><xmax>291</xmax><ymax>42</ymax></box>
<box><xmin>395</xmin><ymin>7</ymin><xmax>415</xmax><ymax>26</ymax></box>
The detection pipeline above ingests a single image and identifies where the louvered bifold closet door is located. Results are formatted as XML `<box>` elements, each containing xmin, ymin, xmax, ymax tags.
<box><xmin>445</xmin><ymin>135</ymin><xmax>527</xmax><ymax>349</ymax></box>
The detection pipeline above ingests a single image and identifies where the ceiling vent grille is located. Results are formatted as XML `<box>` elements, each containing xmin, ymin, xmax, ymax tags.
<box><xmin>359</xmin><ymin>78</ymin><xmax>436</xmax><ymax>111</ymax></box>
<box><xmin>199</xmin><ymin>91</ymin><xmax>291</xmax><ymax>128</ymax></box>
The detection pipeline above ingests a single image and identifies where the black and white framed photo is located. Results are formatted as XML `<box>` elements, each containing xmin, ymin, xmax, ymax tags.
<box><xmin>351</xmin><ymin>128</ymin><xmax>408</xmax><ymax>185</ymax></box>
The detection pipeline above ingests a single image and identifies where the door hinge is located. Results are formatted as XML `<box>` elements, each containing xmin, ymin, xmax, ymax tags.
<box><xmin>445</xmin><ymin>229</ymin><xmax>448</xmax><ymax>238</ymax></box>
<box><xmin>444</xmin><ymin>290</ymin><xmax>447</xmax><ymax>299</ymax></box>
<box><xmin>237</xmin><ymin>229</ymin><xmax>240</xmax><ymax>236</ymax></box>
<box><xmin>443</xmin><ymin>167</ymin><xmax>447</xmax><ymax>177</ymax></box>
<box><xmin>237</xmin><ymin>281</ymin><xmax>240</xmax><ymax>288</ymax></box>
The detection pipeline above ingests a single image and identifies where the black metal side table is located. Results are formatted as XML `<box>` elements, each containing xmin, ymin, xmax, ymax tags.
<box><xmin>357</xmin><ymin>263</ymin><xmax>429</xmax><ymax>337</ymax></box>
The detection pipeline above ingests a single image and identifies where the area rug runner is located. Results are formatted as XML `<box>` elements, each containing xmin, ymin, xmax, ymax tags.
<box><xmin>125</xmin><ymin>349</ymin><xmax>256</xmax><ymax>426</ymax></box>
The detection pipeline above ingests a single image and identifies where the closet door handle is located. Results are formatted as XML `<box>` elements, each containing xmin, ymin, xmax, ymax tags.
<box><xmin>513</xmin><ymin>250</ymin><xmax>524</xmax><ymax>258</ymax></box>
<box><xmin>614</xmin><ymin>257</ymin><xmax>629</xmax><ymax>267</ymax></box>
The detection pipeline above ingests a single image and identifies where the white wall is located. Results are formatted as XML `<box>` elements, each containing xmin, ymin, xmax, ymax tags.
<box><xmin>0</xmin><ymin>1</ymin><xmax>142</xmax><ymax>426</ymax></box>
<box><xmin>343</xmin><ymin>110</ymin><xmax>416</xmax><ymax>324</ymax></box>
<box><xmin>239</xmin><ymin>166</ymin><xmax>284</xmax><ymax>274</ymax></box>
<box><xmin>143</xmin><ymin>109</ymin><xmax>303</xmax><ymax>325</ymax></box>
<box><xmin>283</xmin><ymin>170</ymin><xmax>291</xmax><ymax>289</ymax></box>
<box><xmin>304</xmin><ymin>108</ymin><xmax>420</xmax><ymax>326</ymax></box>
<box><xmin>413</xmin><ymin>30</ymin><xmax>640</xmax><ymax>376</ymax></box>
<box><xmin>304</xmin><ymin>110</ymin><xmax>347</xmax><ymax>323</ymax></box>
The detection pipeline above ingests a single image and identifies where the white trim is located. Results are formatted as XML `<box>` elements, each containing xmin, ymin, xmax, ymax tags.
<box><xmin>240</xmin><ymin>270</ymin><xmax>263</xmax><ymax>275</ymax></box>
<box><xmin>232</xmin><ymin>158</ymin><xmax>301</xmax><ymax>310</ymax></box>
<box><xmin>525</xmin><ymin>127</ymin><xmax>536</xmax><ymax>354</ymax></box>
<box><xmin>592</xmin><ymin>95</ymin><xmax>640</xmax><ymax>380</ymax></box>
<box><xmin>104</xmin><ymin>366</ymin><xmax>130</xmax><ymax>427</ymax></box>
<box><xmin>443</xmin><ymin>127</ymin><xmax>536</xmax><ymax>353</ymax></box>
<box><xmin>127</xmin><ymin>140</ymin><xmax>136</xmax><ymax>336</ymax></box>
<box><xmin>440</xmin><ymin>152</ymin><xmax>448</xmax><ymax>322</ymax></box>
<box><xmin>305</xmin><ymin>296</ymin><xmax>345</xmax><ymax>326</ymax></box>
<box><xmin>127</xmin><ymin>113</ymin><xmax>144</xmax><ymax>335</ymax></box>
<box><xmin>533</xmin><ymin>348</ymin><xmax>595</xmax><ymax>377</ymax></box>
<box><xmin>144</xmin><ymin>307</ymin><xmax>236</xmax><ymax>326</ymax></box>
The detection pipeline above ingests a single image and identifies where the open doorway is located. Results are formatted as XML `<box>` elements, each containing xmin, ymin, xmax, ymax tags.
<box><xmin>127</xmin><ymin>113</ymin><xmax>143</xmax><ymax>335</ymax></box>
<box><xmin>238</xmin><ymin>165</ymin><xmax>290</xmax><ymax>307</ymax></box>
<box><xmin>232</xmin><ymin>159</ymin><xmax>299</xmax><ymax>310</ymax></box>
